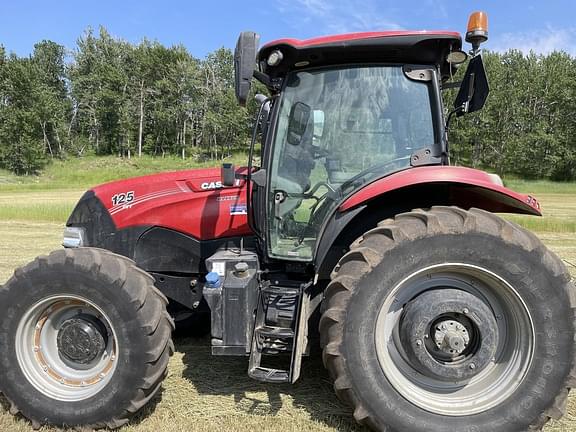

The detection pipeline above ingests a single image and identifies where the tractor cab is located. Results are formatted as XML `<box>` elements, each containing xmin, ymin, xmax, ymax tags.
<box><xmin>229</xmin><ymin>26</ymin><xmax>488</xmax><ymax>262</ymax></box>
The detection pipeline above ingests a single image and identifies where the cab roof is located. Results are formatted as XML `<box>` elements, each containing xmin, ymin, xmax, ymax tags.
<box><xmin>258</xmin><ymin>31</ymin><xmax>462</xmax><ymax>80</ymax></box>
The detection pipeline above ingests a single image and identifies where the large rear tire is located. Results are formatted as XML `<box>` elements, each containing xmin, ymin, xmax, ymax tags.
<box><xmin>320</xmin><ymin>207</ymin><xmax>575</xmax><ymax>432</ymax></box>
<box><xmin>0</xmin><ymin>248</ymin><xmax>174</xmax><ymax>429</ymax></box>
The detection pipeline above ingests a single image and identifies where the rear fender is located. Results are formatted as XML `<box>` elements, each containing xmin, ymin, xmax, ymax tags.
<box><xmin>339</xmin><ymin>166</ymin><xmax>540</xmax><ymax>214</ymax></box>
<box><xmin>315</xmin><ymin>166</ymin><xmax>541</xmax><ymax>278</ymax></box>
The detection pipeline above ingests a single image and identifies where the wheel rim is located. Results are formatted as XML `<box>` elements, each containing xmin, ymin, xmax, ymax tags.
<box><xmin>374</xmin><ymin>263</ymin><xmax>535</xmax><ymax>416</ymax></box>
<box><xmin>15</xmin><ymin>294</ymin><xmax>118</xmax><ymax>402</ymax></box>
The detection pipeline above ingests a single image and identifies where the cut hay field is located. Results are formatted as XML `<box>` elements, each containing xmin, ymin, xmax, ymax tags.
<box><xmin>0</xmin><ymin>163</ymin><xmax>575</xmax><ymax>431</ymax></box>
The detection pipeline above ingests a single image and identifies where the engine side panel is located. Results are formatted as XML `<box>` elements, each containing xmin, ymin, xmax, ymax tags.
<box><xmin>66</xmin><ymin>170</ymin><xmax>257</xmax><ymax>317</ymax></box>
<box><xmin>90</xmin><ymin>167</ymin><xmax>252</xmax><ymax>240</ymax></box>
<box><xmin>134</xmin><ymin>226</ymin><xmax>256</xmax><ymax>274</ymax></box>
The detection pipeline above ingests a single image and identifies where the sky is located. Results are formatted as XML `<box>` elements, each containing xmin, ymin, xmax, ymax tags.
<box><xmin>1</xmin><ymin>0</ymin><xmax>575</xmax><ymax>59</ymax></box>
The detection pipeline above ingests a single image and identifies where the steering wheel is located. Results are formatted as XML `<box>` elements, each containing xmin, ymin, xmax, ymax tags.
<box><xmin>286</xmin><ymin>181</ymin><xmax>337</xmax><ymax>245</ymax></box>
<box><xmin>306</xmin><ymin>180</ymin><xmax>336</xmax><ymax>197</ymax></box>
<box><xmin>338</xmin><ymin>156</ymin><xmax>412</xmax><ymax>193</ymax></box>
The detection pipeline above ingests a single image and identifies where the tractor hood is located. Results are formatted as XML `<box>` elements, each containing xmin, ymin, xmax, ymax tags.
<box><xmin>68</xmin><ymin>167</ymin><xmax>252</xmax><ymax>242</ymax></box>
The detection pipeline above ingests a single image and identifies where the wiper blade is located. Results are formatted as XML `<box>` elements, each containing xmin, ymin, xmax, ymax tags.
<box><xmin>336</xmin><ymin>156</ymin><xmax>412</xmax><ymax>198</ymax></box>
<box><xmin>338</xmin><ymin>177</ymin><xmax>367</xmax><ymax>197</ymax></box>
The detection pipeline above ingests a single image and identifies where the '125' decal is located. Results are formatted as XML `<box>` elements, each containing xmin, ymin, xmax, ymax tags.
<box><xmin>111</xmin><ymin>191</ymin><xmax>135</xmax><ymax>206</ymax></box>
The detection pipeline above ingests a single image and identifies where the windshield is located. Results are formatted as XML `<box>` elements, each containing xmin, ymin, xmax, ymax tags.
<box><xmin>268</xmin><ymin>65</ymin><xmax>436</xmax><ymax>261</ymax></box>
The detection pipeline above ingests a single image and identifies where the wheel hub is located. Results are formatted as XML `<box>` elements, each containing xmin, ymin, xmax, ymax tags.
<box><xmin>375</xmin><ymin>264</ymin><xmax>535</xmax><ymax>416</ymax></box>
<box><xmin>399</xmin><ymin>288</ymin><xmax>499</xmax><ymax>381</ymax></box>
<box><xmin>57</xmin><ymin>315</ymin><xmax>108</xmax><ymax>365</ymax></box>
<box><xmin>433</xmin><ymin>319</ymin><xmax>470</xmax><ymax>356</ymax></box>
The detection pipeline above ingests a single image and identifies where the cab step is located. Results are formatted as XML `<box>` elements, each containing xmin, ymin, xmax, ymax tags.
<box><xmin>248</xmin><ymin>281</ymin><xmax>311</xmax><ymax>383</ymax></box>
<box><xmin>256</xmin><ymin>325</ymin><xmax>295</xmax><ymax>339</ymax></box>
<box><xmin>249</xmin><ymin>367</ymin><xmax>290</xmax><ymax>383</ymax></box>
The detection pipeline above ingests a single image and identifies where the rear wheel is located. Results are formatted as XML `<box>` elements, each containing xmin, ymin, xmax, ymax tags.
<box><xmin>0</xmin><ymin>248</ymin><xmax>174</xmax><ymax>429</ymax></box>
<box><xmin>320</xmin><ymin>207</ymin><xmax>575</xmax><ymax>432</ymax></box>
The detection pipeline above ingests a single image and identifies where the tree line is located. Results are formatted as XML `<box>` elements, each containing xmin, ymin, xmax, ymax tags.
<box><xmin>449</xmin><ymin>50</ymin><xmax>576</xmax><ymax>180</ymax></box>
<box><xmin>0</xmin><ymin>27</ymin><xmax>575</xmax><ymax>180</ymax></box>
<box><xmin>0</xmin><ymin>27</ymin><xmax>257</xmax><ymax>174</ymax></box>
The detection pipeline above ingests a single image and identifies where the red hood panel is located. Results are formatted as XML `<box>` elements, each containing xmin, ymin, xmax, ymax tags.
<box><xmin>91</xmin><ymin>167</ymin><xmax>252</xmax><ymax>240</ymax></box>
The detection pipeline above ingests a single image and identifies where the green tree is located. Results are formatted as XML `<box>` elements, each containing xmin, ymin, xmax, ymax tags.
<box><xmin>32</xmin><ymin>40</ymin><xmax>70</xmax><ymax>157</ymax></box>
<box><xmin>70</xmin><ymin>27</ymin><xmax>132</xmax><ymax>156</ymax></box>
<box><xmin>448</xmin><ymin>50</ymin><xmax>576</xmax><ymax>180</ymax></box>
<box><xmin>200</xmin><ymin>48</ymin><xmax>249</xmax><ymax>159</ymax></box>
<box><xmin>0</xmin><ymin>55</ymin><xmax>46</xmax><ymax>174</ymax></box>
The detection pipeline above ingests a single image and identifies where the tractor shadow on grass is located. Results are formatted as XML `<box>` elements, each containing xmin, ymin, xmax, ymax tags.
<box><xmin>177</xmin><ymin>335</ymin><xmax>367</xmax><ymax>432</ymax></box>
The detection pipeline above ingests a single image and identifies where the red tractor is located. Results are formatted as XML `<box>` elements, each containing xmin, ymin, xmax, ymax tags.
<box><xmin>1</xmin><ymin>12</ymin><xmax>574</xmax><ymax>432</ymax></box>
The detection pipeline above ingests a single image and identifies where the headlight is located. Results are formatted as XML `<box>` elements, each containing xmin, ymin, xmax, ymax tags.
<box><xmin>267</xmin><ymin>50</ymin><xmax>283</xmax><ymax>67</ymax></box>
<box><xmin>63</xmin><ymin>226</ymin><xmax>86</xmax><ymax>248</ymax></box>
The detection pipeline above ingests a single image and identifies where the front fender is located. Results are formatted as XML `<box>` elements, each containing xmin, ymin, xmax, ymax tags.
<box><xmin>339</xmin><ymin>166</ymin><xmax>541</xmax><ymax>215</ymax></box>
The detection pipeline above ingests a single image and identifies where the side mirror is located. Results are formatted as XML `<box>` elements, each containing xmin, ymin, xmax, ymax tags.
<box><xmin>287</xmin><ymin>102</ymin><xmax>311</xmax><ymax>145</ymax></box>
<box><xmin>221</xmin><ymin>163</ymin><xmax>236</xmax><ymax>187</ymax></box>
<box><xmin>234</xmin><ymin>32</ymin><xmax>260</xmax><ymax>107</ymax></box>
<box><xmin>454</xmin><ymin>55</ymin><xmax>489</xmax><ymax>116</ymax></box>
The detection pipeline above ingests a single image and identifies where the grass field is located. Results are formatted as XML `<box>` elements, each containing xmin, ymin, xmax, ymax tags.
<box><xmin>0</xmin><ymin>159</ymin><xmax>575</xmax><ymax>431</ymax></box>
<box><xmin>0</xmin><ymin>154</ymin><xmax>248</xmax><ymax>193</ymax></box>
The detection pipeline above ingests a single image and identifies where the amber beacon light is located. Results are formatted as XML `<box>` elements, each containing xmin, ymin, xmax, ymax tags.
<box><xmin>466</xmin><ymin>11</ymin><xmax>489</xmax><ymax>53</ymax></box>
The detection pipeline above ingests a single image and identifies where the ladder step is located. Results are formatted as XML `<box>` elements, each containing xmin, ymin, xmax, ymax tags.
<box><xmin>248</xmin><ymin>281</ymin><xmax>312</xmax><ymax>384</ymax></box>
<box><xmin>249</xmin><ymin>367</ymin><xmax>290</xmax><ymax>383</ymax></box>
<box><xmin>257</xmin><ymin>325</ymin><xmax>294</xmax><ymax>339</ymax></box>
<box><xmin>262</xmin><ymin>285</ymin><xmax>300</xmax><ymax>296</ymax></box>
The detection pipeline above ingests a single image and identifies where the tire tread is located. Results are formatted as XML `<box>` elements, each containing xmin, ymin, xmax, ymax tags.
<box><xmin>0</xmin><ymin>248</ymin><xmax>173</xmax><ymax>430</ymax></box>
<box><xmin>319</xmin><ymin>206</ymin><xmax>576</xmax><ymax>431</ymax></box>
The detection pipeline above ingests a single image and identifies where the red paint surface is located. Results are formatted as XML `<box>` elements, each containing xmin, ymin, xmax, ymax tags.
<box><xmin>92</xmin><ymin>168</ymin><xmax>252</xmax><ymax>240</ymax></box>
<box><xmin>262</xmin><ymin>31</ymin><xmax>461</xmax><ymax>50</ymax></box>
<box><xmin>91</xmin><ymin>165</ymin><xmax>540</xmax><ymax>243</ymax></box>
<box><xmin>339</xmin><ymin>166</ymin><xmax>541</xmax><ymax>215</ymax></box>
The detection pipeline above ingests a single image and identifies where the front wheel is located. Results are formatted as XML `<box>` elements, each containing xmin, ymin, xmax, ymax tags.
<box><xmin>0</xmin><ymin>248</ymin><xmax>174</xmax><ymax>429</ymax></box>
<box><xmin>320</xmin><ymin>207</ymin><xmax>575</xmax><ymax>432</ymax></box>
